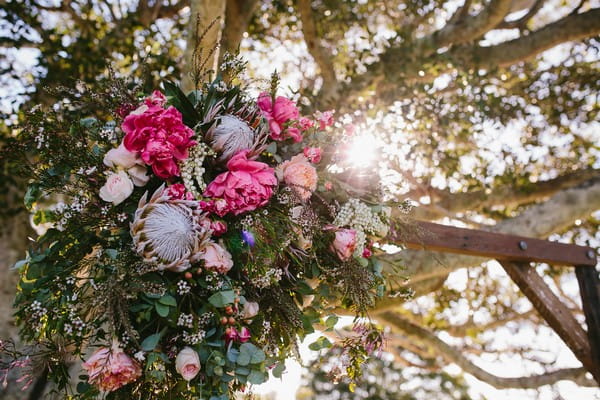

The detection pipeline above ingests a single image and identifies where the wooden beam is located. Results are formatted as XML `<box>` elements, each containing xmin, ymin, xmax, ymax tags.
<box><xmin>395</xmin><ymin>221</ymin><xmax>597</xmax><ymax>267</ymax></box>
<box><xmin>575</xmin><ymin>265</ymin><xmax>600</xmax><ymax>383</ymax></box>
<box><xmin>500</xmin><ymin>261</ymin><xmax>597</xmax><ymax>383</ymax></box>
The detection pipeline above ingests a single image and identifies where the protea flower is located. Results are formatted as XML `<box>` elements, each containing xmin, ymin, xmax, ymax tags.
<box><xmin>130</xmin><ymin>186</ymin><xmax>212</xmax><ymax>271</ymax></box>
<box><xmin>207</xmin><ymin>114</ymin><xmax>255</xmax><ymax>162</ymax></box>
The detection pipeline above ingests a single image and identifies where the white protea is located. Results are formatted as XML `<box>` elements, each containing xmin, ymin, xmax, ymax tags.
<box><xmin>207</xmin><ymin>114</ymin><xmax>255</xmax><ymax>162</ymax></box>
<box><xmin>130</xmin><ymin>186</ymin><xmax>212</xmax><ymax>272</ymax></box>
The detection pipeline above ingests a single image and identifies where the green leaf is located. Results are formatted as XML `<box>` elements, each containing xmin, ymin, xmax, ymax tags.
<box><xmin>105</xmin><ymin>249</ymin><xmax>118</xmax><ymax>260</ymax></box>
<box><xmin>163</xmin><ymin>80</ymin><xmax>200</xmax><ymax>127</ymax></box>
<box><xmin>308</xmin><ymin>336</ymin><xmax>332</xmax><ymax>351</ymax></box>
<box><xmin>77</xmin><ymin>382</ymin><xmax>92</xmax><ymax>394</ymax></box>
<box><xmin>325</xmin><ymin>315</ymin><xmax>339</xmax><ymax>330</ymax></box>
<box><xmin>227</xmin><ymin>348</ymin><xmax>239</xmax><ymax>363</ymax></box>
<box><xmin>238</xmin><ymin>343</ymin><xmax>265</xmax><ymax>365</ymax></box>
<box><xmin>358</xmin><ymin>257</ymin><xmax>369</xmax><ymax>267</ymax></box>
<box><xmin>272</xmin><ymin>363</ymin><xmax>285</xmax><ymax>379</ymax></box>
<box><xmin>141</xmin><ymin>333</ymin><xmax>162</xmax><ymax>351</ymax></box>
<box><xmin>158</xmin><ymin>295</ymin><xmax>177</xmax><ymax>307</ymax></box>
<box><xmin>248</xmin><ymin>370</ymin><xmax>266</xmax><ymax>384</ymax></box>
<box><xmin>235</xmin><ymin>366</ymin><xmax>250</xmax><ymax>376</ymax></box>
<box><xmin>208</xmin><ymin>290</ymin><xmax>236</xmax><ymax>308</ymax></box>
<box><xmin>24</xmin><ymin>184</ymin><xmax>41</xmax><ymax>209</ymax></box>
<box><xmin>155</xmin><ymin>302</ymin><xmax>170</xmax><ymax>317</ymax></box>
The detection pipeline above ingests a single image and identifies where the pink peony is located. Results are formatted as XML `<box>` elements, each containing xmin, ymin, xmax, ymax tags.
<box><xmin>276</xmin><ymin>154</ymin><xmax>318</xmax><ymax>202</ymax></box>
<box><xmin>331</xmin><ymin>228</ymin><xmax>357</xmax><ymax>261</ymax></box>
<box><xmin>303</xmin><ymin>147</ymin><xmax>322</xmax><ymax>163</ymax></box>
<box><xmin>198</xmin><ymin>242</ymin><xmax>233</xmax><ymax>274</ymax></box>
<box><xmin>145</xmin><ymin>90</ymin><xmax>167</xmax><ymax>107</ymax></box>
<box><xmin>175</xmin><ymin>347</ymin><xmax>200</xmax><ymax>381</ymax></box>
<box><xmin>204</xmin><ymin>150</ymin><xmax>277</xmax><ymax>215</ymax></box>
<box><xmin>164</xmin><ymin>183</ymin><xmax>194</xmax><ymax>200</ymax></box>
<box><xmin>317</xmin><ymin>110</ymin><xmax>335</xmax><ymax>130</ymax></box>
<box><xmin>257</xmin><ymin>92</ymin><xmax>302</xmax><ymax>142</ymax></box>
<box><xmin>82</xmin><ymin>342</ymin><xmax>142</xmax><ymax>392</ymax></box>
<box><xmin>122</xmin><ymin>93</ymin><xmax>196</xmax><ymax>179</ymax></box>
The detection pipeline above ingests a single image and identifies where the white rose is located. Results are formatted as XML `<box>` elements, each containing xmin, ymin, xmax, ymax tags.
<box><xmin>175</xmin><ymin>347</ymin><xmax>200</xmax><ymax>381</ymax></box>
<box><xmin>127</xmin><ymin>165</ymin><xmax>150</xmax><ymax>187</ymax></box>
<box><xmin>243</xmin><ymin>301</ymin><xmax>259</xmax><ymax>319</ymax></box>
<box><xmin>99</xmin><ymin>171</ymin><xmax>134</xmax><ymax>205</ymax></box>
<box><xmin>103</xmin><ymin>143</ymin><xmax>139</xmax><ymax>169</ymax></box>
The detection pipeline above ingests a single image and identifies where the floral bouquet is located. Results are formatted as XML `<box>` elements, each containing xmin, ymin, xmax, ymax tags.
<box><xmin>11</xmin><ymin>60</ymin><xmax>398</xmax><ymax>399</ymax></box>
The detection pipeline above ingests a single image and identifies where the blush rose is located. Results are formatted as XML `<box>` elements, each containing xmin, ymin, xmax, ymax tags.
<box><xmin>175</xmin><ymin>347</ymin><xmax>201</xmax><ymax>381</ymax></box>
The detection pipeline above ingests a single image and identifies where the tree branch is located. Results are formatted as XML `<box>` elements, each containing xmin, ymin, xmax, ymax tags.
<box><xmin>409</xmin><ymin>168</ymin><xmax>600</xmax><ymax>221</ymax></box>
<box><xmin>379</xmin><ymin>312</ymin><xmax>597</xmax><ymax>389</ymax></box>
<box><xmin>495</xmin><ymin>0</ymin><xmax>547</xmax><ymax>30</ymax></box>
<box><xmin>297</xmin><ymin>0</ymin><xmax>339</xmax><ymax>105</ymax></box>
<box><xmin>415</xmin><ymin>0</ymin><xmax>512</xmax><ymax>51</ymax></box>
<box><xmin>375</xmin><ymin>177</ymin><xmax>600</xmax><ymax>310</ymax></box>
<box><xmin>452</xmin><ymin>7</ymin><xmax>600</xmax><ymax>69</ymax></box>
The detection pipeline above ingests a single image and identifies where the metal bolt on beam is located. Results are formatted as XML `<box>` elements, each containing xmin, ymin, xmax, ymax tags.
<box><xmin>518</xmin><ymin>241</ymin><xmax>528</xmax><ymax>251</ymax></box>
<box><xmin>587</xmin><ymin>250</ymin><xmax>596</xmax><ymax>260</ymax></box>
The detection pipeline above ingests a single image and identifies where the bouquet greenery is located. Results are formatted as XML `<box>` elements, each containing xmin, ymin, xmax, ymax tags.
<box><xmin>10</xmin><ymin>58</ymin><xmax>400</xmax><ymax>399</ymax></box>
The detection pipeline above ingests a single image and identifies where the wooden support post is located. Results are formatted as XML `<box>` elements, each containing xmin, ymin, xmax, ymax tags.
<box><xmin>575</xmin><ymin>265</ymin><xmax>600</xmax><ymax>384</ymax></box>
<box><xmin>500</xmin><ymin>261</ymin><xmax>597</xmax><ymax>383</ymax></box>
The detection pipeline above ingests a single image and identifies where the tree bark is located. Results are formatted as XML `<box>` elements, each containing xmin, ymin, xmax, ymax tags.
<box><xmin>0</xmin><ymin>187</ymin><xmax>34</xmax><ymax>399</ymax></box>
<box><xmin>380</xmin><ymin>312</ymin><xmax>597</xmax><ymax>389</ymax></box>
<box><xmin>181</xmin><ymin>0</ymin><xmax>226</xmax><ymax>93</ymax></box>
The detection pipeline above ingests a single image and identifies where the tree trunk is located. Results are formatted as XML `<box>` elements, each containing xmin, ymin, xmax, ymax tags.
<box><xmin>0</xmin><ymin>186</ymin><xmax>34</xmax><ymax>399</ymax></box>
<box><xmin>181</xmin><ymin>0</ymin><xmax>226</xmax><ymax>93</ymax></box>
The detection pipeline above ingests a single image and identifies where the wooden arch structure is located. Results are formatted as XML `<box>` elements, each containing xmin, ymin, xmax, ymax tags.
<box><xmin>400</xmin><ymin>221</ymin><xmax>600</xmax><ymax>385</ymax></box>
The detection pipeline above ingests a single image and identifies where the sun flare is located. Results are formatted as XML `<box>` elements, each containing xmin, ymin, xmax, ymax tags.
<box><xmin>346</xmin><ymin>134</ymin><xmax>378</xmax><ymax>167</ymax></box>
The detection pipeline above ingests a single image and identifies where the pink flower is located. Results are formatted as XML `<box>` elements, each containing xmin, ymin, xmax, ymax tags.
<box><xmin>103</xmin><ymin>143</ymin><xmax>140</xmax><ymax>169</ymax></box>
<box><xmin>164</xmin><ymin>183</ymin><xmax>194</xmax><ymax>200</ymax></box>
<box><xmin>82</xmin><ymin>342</ymin><xmax>142</xmax><ymax>392</ymax></box>
<box><xmin>115</xmin><ymin>103</ymin><xmax>136</xmax><ymax>118</ymax></box>
<box><xmin>204</xmin><ymin>150</ymin><xmax>277</xmax><ymax>215</ymax></box>
<box><xmin>210</xmin><ymin>220</ymin><xmax>227</xmax><ymax>237</ymax></box>
<box><xmin>299</xmin><ymin>117</ymin><xmax>314</xmax><ymax>131</ymax></box>
<box><xmin>344</xmin><ymin>123</ymin><xmax>355</xmax><ymax>136</ymax></box>
<box><xmin>317</xmin><ymin>110</ymin><xmax>335</xmax><ymax>130</ymax></box>
<box><xmin>324</xmin><ymin>181</ymin><xmax>333</xmax><ymax>191</ymax></box>
<box><xmin>175</xmin><ymin>347</ymin><xmax>200</xmax><ymax>381</ymax></box>
<box><xmin>145</xmin><ymin>90</ymin><xmax>167</xmax><ymax>107</ymax></box>
<box><xmin>99</xmin><ymin>171</ymin><xmax>134</xmax><ymax>205</ymax></box>
<box><xmin>257</xmin><ymin>92</ymin><xmax>302</xmax><ymax>142</ymax></box>
<box><xmin>362</xmin><ymin>247</ymin><xmax>372</xmax><ymax>258</ymax></box>
<box><xmin>331</xmin><ymin>228</ymin><xmax>357</xmax><ymax>261</ymax></box>
<box><xmin>276</xmin><ymin>154</ymin><xmax>318</xmax><ymax>202</ymax></box>
<box><xmin>225</xmin><ymin>327</ymin><xmax>239</xmax><ymax>344</ymax></box>
<box><xmin>303</xmin><ymin>147</ymin><xmax>322</xmax><ymax>163</ymax></box>
<box><xmin>238</xmin><ymin>327</ymin><xmax>251</xmax><ymax>343</ymax></box>
<box><xmin>122</xmin><ymin>94</ymin><xmax>196</xmax><ymax>179</ymax></box>
<box><xmin>198</xmin><ymin>242</ymin><xmax>233</xmax><ymax>274</ymax></box>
